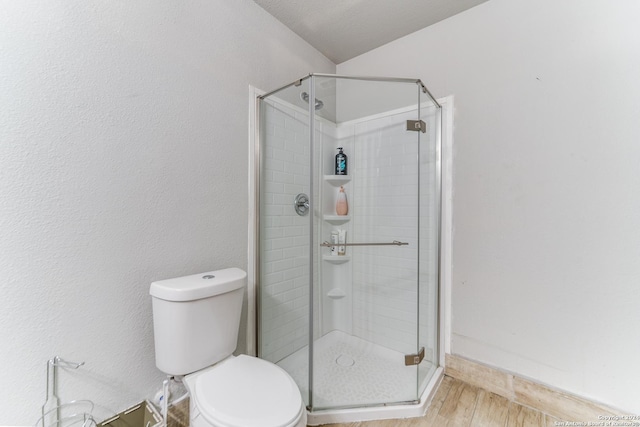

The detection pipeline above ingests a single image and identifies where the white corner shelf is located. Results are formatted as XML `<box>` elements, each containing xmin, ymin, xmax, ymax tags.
<box><xmin>323</xmin><ymin>215</ymin><xmax>350</xmax><ymax>224</ymax></box>
<box><xmin>323</xmin><ymin>255</ymin><xmax>351</xmax><ymax>264</ymax></box>
<box><xmin>324</xmin><ymin>175</ymin><xmax>351</xmax><ymax>186</ymax></box>
<box><xmin>327</xmin><ymin>288</ymin><xmax>347</xmax><ymax>300</ymax></box>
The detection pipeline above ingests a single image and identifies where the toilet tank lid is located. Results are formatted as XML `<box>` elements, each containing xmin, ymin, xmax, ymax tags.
<box><xmin>149</xmin><ymin>268</ymin><xmax>246</xmax><ymax>302</ymax></box>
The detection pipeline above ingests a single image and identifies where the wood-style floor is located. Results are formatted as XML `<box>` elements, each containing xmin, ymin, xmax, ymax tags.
<box><xmin>318</xmin><ymin>375</ymin><xmax>561</xmax><ymax>427</ymax></box>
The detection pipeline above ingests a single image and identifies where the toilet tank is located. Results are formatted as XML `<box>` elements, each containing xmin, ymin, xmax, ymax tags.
<box><xmin>150</xmin><ymin>268</ymin><xmax>246</xmax><ymax>376</ymax></box>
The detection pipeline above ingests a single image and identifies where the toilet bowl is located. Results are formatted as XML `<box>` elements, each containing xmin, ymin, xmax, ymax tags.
<box><xmin>150</xmin><ymin>268</ymin><xmax>306</xmax><ymax>427</ymax></box>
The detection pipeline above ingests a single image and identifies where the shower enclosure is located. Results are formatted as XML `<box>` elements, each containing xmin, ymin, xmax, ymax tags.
<box><xmin>255</xmin><ymin>74</ymin><xmax>442</xmax><ymax>419</ymax></box>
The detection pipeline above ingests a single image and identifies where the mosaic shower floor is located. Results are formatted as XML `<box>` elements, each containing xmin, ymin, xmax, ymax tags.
<box><xmin>277</xmin><ymin>330</ymin><xmax>435</xmax><ymax>409</ymax></box>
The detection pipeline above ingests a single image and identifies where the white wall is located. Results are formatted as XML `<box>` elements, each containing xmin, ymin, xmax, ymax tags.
<box><xmin>0</xmin><ymin>0</ymin><xmax>333</xmax><ymax>423</ymax></box>
<box><xmin>339</xmin><ymin>0</ymin><xmax>640</xmax><ymax>413</ymax></box>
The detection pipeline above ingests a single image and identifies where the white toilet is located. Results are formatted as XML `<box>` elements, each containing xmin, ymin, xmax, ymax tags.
<box><xmin>150</xmin><ymin>267</ymin><xmax>307</xmax><ymax>427</ymax></box>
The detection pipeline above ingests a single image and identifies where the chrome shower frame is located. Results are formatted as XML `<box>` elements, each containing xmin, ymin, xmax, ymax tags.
<box><xmin>254</xmin><ymin>73</ymin><xmax>444</xmax><ymax>419</ymax></box>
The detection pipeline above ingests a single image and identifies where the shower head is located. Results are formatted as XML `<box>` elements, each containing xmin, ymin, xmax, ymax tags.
<box><xmin>300</xmin><ymin>92</ymin><xmax>324</xmax><ymax>110</ymax></box>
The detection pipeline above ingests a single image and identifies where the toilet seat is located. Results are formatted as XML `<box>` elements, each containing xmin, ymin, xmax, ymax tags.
<box><xmin>193</xmin><ymin>355</ymin><xmax>304</xmax><ymax>427</ymax></box>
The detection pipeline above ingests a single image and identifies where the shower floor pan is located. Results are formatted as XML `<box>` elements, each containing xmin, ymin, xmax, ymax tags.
<box><xmin>277</xmin><ymin>330</ymin><xmax>436</xmax><ymax>410</ymax></box>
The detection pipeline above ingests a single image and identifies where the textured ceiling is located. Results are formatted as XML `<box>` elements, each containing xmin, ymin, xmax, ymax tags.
<box><xmin>252</xmin><ymin>0</ymin><xmax>490</xmax><ymax>63</ymax></box>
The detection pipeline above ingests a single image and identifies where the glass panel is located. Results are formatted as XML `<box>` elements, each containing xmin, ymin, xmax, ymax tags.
<box><xmin>258</xmin><ymin>78</ymin><xmax>312</xmax><ymax>406</ymax></box>
<box><xmin>418</xmin><ymin>93</ymin><xmax>442</xmax><ymax>397</ymax></box>
<box><xmin>311</xmin><ymin>76</ymin><xmax>423</xmax><ymax>410</ymax></box>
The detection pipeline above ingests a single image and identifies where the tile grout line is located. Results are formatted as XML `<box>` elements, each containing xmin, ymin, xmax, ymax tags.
<box><xmin>472</xmin><ymin>386</ymin><xmax>483</xmax><ymax>427</ymax></box>
<box><xmin>466</xmin><ymin>388</ymin><xmax>481</xmax><ymax>427</ymax></box>
<box><xmin>502</xmin><ymin>396</ymin><xmax>509</xmax><ymax>427</ymax></box>
<box><xmin>435</xmin><ymin>376</ymin><xmax>456</xmax><ymax>424</ymax></box>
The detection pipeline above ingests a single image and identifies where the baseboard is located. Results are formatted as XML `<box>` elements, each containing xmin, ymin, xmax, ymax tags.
<box><xmin>445</xmin><ymin>354</ymin><xmax>625</xmax><ymax>421</ymax></box>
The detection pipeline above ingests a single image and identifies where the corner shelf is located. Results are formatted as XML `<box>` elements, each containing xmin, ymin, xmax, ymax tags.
<box><xmin>323</xmin><ymin>215</ymin><xmax>350</xmax><ymax>224</ymax></box>
<box><xmin>324</xmin><ymin>175</ymin><xmax>351</xmax><ymax>186</ymax></box>
<box><xmin>327</xmin><ymin>288</ymin><xmax>347</xmax><ymax>300</ymax></box>
<box><xmin>323</xmin><ymin>255</ymin><xmax>351</xmax><ymax>264</ymax></box>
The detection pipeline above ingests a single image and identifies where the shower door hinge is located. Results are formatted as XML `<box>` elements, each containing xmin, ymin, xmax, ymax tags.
<box><xmin>406</xmin><ymin>119</ymin><xmax>426</xmax><ymax>133</ymax></box>
<box><xmin>404</xmin><ymin>347</ymin><xmax>425</xmax><ymax>366</ymax></box>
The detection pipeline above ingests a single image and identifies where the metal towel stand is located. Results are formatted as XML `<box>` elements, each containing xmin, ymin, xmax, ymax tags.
<box><xmin>34</xmin><ymin>357</ymin><xmax>102</xmax><ymax>427</ymax></box>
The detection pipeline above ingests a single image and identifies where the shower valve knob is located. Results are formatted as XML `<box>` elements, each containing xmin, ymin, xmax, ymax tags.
<box><xmin>294</xmin><ymin>193</ymin><xmax>309</xmax><ymax>216</ymax></box>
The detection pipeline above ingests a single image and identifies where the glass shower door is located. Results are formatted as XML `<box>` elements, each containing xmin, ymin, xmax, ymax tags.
<box><xmin>310</xmin><ymin>76</ymin><xmax>425</xmax><ymax>410</ymax></box>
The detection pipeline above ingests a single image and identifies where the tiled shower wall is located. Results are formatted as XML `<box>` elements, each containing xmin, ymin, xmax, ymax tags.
<box><xmin>260</xmin><ymin>99</ymin><xmax>332</xmax><ymax>363</ymax></box>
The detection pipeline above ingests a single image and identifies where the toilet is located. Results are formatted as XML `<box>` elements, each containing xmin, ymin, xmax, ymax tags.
<box><xmin>150</xmin><ymin>268</ymin><xmax>307</xmax><ymax>427</ymax></box>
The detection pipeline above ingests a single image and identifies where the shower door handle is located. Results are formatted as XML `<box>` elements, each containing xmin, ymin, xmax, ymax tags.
<box><xmin>320</xmin><ymin>241</ymin><xmax>409</xmax><ymax>247</ymax></box>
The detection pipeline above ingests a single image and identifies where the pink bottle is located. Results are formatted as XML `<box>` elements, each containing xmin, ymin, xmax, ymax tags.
<box><xmin>336</xmin><ymin>186</ymin><xmax>348</xmax><ymax>215</ymax></box>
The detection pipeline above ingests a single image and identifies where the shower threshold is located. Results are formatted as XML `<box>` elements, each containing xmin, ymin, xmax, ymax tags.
<box><xmin>277</xmin><ymin>330</ymin><xmax>442</xmax><ymax>425</ymax></box>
